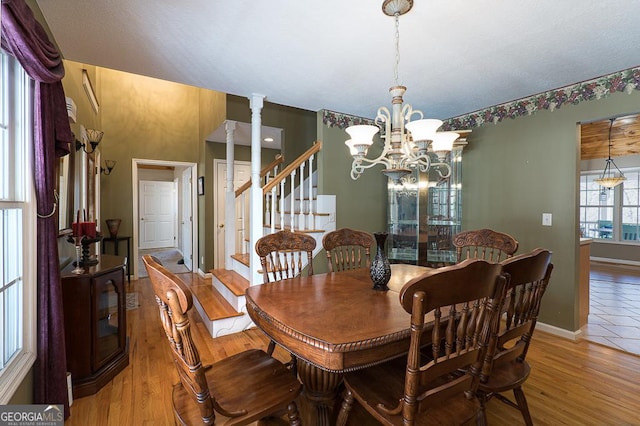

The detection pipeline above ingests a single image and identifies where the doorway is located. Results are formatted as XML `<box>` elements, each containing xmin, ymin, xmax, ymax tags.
<box><xmin>213</xmin><ymin>159</ymin><xmax>251</xmax><ymax>269</ymax></box>
<box><xmin>132</xmin><ymin>159</ymin><xmax>198</xmax><ymax>279</ymax></box>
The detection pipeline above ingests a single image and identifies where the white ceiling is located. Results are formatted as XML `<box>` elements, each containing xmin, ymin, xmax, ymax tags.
<box><xmin>36</xmin><ymin>0</ymin><xmax>640</xmax><ymax>121</ymax></box>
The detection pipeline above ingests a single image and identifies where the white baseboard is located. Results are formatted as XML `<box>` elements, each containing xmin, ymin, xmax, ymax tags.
<box><xmin>197</xmin><ymin>268</ymin><xmax>212</xmax><ymax>278</ymax></box>
<box><xmin>536</xmin><ymin>321</ymin><xmax>581</xmax><ymax>341</ymax></box>
<box><xmin>590</xmin><ymin>257</ymin><xmax>640</xmax><ymax>267</ymax></box>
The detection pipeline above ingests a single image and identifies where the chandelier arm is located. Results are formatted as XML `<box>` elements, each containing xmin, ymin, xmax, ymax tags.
<box><xmin>403</xmin><ymin>103</ymin><xmax>423</xmax><ymax>122</ymax></box>
<box><xmin>352</xmin><ymin>152</ymin><xmax>393</xmax><ymax>170</ymax></box>
<box><xmin>432</xmin><ymin>161</ymin><xmax>452</xmax><ymax>179</ymax></box>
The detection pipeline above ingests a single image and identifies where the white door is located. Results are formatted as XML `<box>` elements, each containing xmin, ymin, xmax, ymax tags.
<box><xmin>139</xmin><ymin>180</ymin><xmax>176</xmax><ymax>249</ymax></box>
<box><xmin>214</xmin><ymin>160</ymin><xmax>251</xmax><ymax>268</ymax></box>
<box><xmin>181</xmin><ymin>169</ymin><xmax>193</xmax><ymax>270</ymax></box>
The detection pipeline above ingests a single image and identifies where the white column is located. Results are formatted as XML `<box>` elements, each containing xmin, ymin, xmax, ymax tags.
<box><xmin>249</xmin><ymin>94</ymin><xmax>265</xmax><ymax>285</ymax></box>
<box><xmin>224</xmin><ymin>120</ymin><xmax>236</xmax><ymax>270</ymax></box>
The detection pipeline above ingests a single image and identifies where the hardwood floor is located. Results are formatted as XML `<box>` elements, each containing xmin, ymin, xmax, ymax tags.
<box><xmin>65</xmin><ymin>273</ymin><xmax>640</xmax><ymax>425</ymax></box>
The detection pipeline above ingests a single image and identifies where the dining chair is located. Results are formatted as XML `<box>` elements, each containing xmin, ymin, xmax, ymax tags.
<box><xmin>254</xmin><ymin>229</ymin><xmax>316</xmax><ymax>373</ymax></box>
<box><xmin>142</xmin><ymin>255</ymin><xmax>302</xmax><ymax>426</ymax></box>
<box><xmin>322</xmin><ymin>227</ymin><xmax>375</xmax><ymax>272</ymax></box>
<box><xmin>336</xmin><ymin>258</ymin><xmax>508</xmax><ymax>426</ymax></box>
<box><xmin>453</xmin><ymin>228</ymin><xmax>519</xmax><ymax>263</ymax></box>
<box><xmin>255</xmin><ymin>229</ymin><xmax>316</xmax><ymax>282</ymax></box>
<box><xmin>477</xmin><ymin>248</ymin><xmax>553</xmax><ymax>426</ymax></box>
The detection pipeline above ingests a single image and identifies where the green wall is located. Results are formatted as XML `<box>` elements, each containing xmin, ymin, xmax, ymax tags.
<box><xmin>316</xmin><ymin>90</ymin><xmax>640</xmax><ymax>332</ymax></box>
<box><xmin>317</xmin><ymin>116</ymin><xmax>388</xmax><ymax>234</ymax></box>
<box><xmin>457</xmin><ymin>91</ymin><xmax>640</xmax><ymax>332</ymax></box>
<box><xmin>61</xmin><ymin>61</ymin><xmax>227</xmax><ymax>273</ymax></box>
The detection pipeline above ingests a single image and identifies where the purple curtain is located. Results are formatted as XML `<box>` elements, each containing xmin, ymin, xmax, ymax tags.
<box><xmin>1</xmin><ymin>0</ymin><xmax>72</xmax><ymax>418</ymax></box>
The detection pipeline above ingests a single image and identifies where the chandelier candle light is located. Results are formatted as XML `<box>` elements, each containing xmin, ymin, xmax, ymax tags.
<box><xmin>345</xmin><ymin>0</ymin><xmax>460</xmax><ymax>182</ymax></box>
<box><xmin>594</xmin><ymin>118</ymin><xmax>626</xmax><ymax>188</ymax></box>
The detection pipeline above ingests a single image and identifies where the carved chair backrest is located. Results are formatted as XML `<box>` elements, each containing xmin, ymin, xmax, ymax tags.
<box><xmin>142</xmin><ymin>255</ymin><xmax>215</xmax><ymax>424</ymax></box>
<box><xmin>453</xmin><ymin>228</ymin><xmax>519</xmax><ymax>263</ymax></box>
<box><xmin>255</xmin><ymin>230</ymin><xmax>316</xmax><ymax>282</ymax></box>
<box><xmin>481</xmin><ymin>248</ymin><xmax>553</xmax><ymax>379</ymax></box>
<box><xmin>322</xmin><ymin>228</ymin><xmax>375</xmax><ymax>272</ymax></box>
<box><xmin>395</xmin><ymin>259</ymin><xmax>507</xmax><ymax>422</ymax></box>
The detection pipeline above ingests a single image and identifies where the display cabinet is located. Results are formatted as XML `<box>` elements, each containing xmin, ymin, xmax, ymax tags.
<box><xmin>61</xmin><ymin>255</ymin><xmax>129</xmax><ymax>398</ymax></box>
<box><xmin>387</xmin><ymin>146</ymin><xmax>464</xmax><ymax>267</ymax></box>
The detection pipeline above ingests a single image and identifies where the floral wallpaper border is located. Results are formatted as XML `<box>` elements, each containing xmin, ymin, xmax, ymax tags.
<box><xmin>322</xmin><ymin>65</ymin><xmax>640</xmax><ymax>131</ymax></box>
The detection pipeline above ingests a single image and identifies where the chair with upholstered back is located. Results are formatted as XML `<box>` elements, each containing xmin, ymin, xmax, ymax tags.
<box><xmin>453</xmin><ymin>228</ymin><xmax>519</xmax><ymax>263</ymax></box>
<box><xmin>322</xmin><ymin>228</ymin><xmax>375</xmax><ymax>272</ymax></box>
<box><xmin>142</xmin><ymin>255</ymin><xmax>302</xmax><ymax>425</ymax></box>
<box><xmin>255</xmin><ymin>229</ymin><xmax>316</xmax><ymax>283</ymax></box>
<box><xmin>336</xmin><ymin>258</ymin><xmax>507</xmax><ymax>426</ymax></box>
<box><xmin>477</xmin><ymin>248</ymin><xmax>553</xmax><ymax>426</ymax></box>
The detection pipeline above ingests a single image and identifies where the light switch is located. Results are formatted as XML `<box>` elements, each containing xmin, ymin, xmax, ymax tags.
<box><xmin>542</xmin><ymin>213</ymin><xmax>552</xmax><ymax>226</ymax></box>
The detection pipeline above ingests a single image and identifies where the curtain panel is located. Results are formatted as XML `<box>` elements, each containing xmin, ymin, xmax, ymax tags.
<box><xmin>1</xmin><ymin>0</ymin><xmax>73</xmax><ymax>418</ymax></box>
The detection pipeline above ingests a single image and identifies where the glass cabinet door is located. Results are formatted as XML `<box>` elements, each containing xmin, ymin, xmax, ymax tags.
<box><xmin>388</xmin><ymin>171</ymin><xmax>424</xmax><ymax>264</ymax></box>
<box><xmin>426</xmin><ymin>148</ymin><xmax>462</xmax><ymax>266</ymax></box>
<box><xmin>387</xmin><ymin>146</ymin><xmax>464</xmax><ymax>267</ymax></box>
<box><xmin>93</xmin><ymin>272</ymin><xmax>123</xmax><ymax>370</ymax></box>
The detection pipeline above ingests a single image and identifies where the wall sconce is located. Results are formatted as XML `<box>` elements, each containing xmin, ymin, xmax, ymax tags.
<box><xmin>76</xmin><ymin>129</ymin><xmax>104</xmax><ymax>154</ymax></box>
<box><xmin>101</xmin><ymin>160</ymin><xmax>117</xmax><ymax>175</ymax></box>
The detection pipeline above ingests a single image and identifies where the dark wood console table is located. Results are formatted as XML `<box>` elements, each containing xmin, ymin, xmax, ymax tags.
<box><xmin>61</xmin><ymin>255</ymin><xmax>129</xmax><ymax>398</ymax></box>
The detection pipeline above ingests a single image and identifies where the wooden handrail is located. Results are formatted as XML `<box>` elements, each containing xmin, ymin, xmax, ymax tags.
<box><xmin>234</xmin><ymin>154</ymin><xmax>284</xmax><ymax>197</ymax></box>
<box><xmin>263</xmin><ymin>141</ymin><xmax>322</xmax><ymax>195</ymax></box>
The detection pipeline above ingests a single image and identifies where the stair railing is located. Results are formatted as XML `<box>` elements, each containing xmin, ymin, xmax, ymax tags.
<box><xmin>263</xmin><ymin>141</ymin><xmax>322</xmax><ymax>233</ymax></box>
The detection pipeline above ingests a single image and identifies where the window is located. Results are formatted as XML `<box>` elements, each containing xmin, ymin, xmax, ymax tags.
<box><xmin>0</xmin><ymin>50</ymin><xmax>36</xmax><ymax>403</ymax></box>
<box><xmin>580</xmin><ymin>170</ymin><xmax>640</xmax><ymax>242</ymax></box>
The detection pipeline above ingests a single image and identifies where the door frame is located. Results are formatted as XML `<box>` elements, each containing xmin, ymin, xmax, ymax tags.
<box><xmin>132</xmin><ymin>158</ymin><xmax>198</xmax><ymax>279</ymax></box>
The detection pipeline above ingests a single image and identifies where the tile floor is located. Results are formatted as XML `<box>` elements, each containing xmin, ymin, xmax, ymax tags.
<box><xmin>580</xmin><ymin>262</ymin><xmax>640</xmax><ymax>356</ymax></box>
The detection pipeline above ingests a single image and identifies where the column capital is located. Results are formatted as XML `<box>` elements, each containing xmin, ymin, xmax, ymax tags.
<box><xmin>249</xmin><ymin>94</ymin><xmax>265</xmax><ymax>110</ymax></box>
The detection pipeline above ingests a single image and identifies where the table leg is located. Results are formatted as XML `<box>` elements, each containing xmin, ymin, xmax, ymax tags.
<box><xmin>297</xmin><ymin>360</ymin><xmax>343</xmax><ymax>426</ymax></box>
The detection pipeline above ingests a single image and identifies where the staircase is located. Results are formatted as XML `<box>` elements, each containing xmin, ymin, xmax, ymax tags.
<box><xmin>193</xmin><ymin>141</ymin><xmax>336</xmax><ymax>338</ymax></box>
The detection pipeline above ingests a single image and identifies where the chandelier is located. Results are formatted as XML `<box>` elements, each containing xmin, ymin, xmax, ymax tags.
<box><xmin>344</xmin><ymin>0</ymin><xmax>460</xmax><ymax>182</ymax></box>
<box><xmin>594</xmin><ymin>118</ymin><xmax>626</xmax><ymax>188</ymax></box>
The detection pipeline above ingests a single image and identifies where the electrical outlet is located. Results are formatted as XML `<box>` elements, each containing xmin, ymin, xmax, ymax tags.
<box><xmin>542</xmin><ymin>213</ymin><xmax>552</xmax><ymax>226</ymax></box>
<box><xmin>201</xmin><ymin>256</ymin><xmax>205</xmax><ymax>265</ymax></box>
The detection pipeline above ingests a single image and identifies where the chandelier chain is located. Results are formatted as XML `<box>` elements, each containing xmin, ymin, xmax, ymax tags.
<box><xmin>394</xmin><ymin>12</ymin><xmax>401</xmax><ymax>86</ymax></box>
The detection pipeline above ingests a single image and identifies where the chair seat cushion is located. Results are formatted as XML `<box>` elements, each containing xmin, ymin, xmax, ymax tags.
<box><xmin>479</xmin><ymin>359</ymin><xmax>531</xmax><ymax>393</ymax></box>
<box><xmin>343</xmin><ymin>356</ymin><xmax>480</xmax><ymax>426</ymax></box>
<box><xmin>173</xmin><ymin>349</ymin><xmax>301</xmax><ymax>425</ymax></box>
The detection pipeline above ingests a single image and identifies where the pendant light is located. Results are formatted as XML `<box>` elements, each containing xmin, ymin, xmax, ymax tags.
<box><xmin>594</xmin><ymin>118</ymin><xmax>626</xmax><ymax>188</ymax></box>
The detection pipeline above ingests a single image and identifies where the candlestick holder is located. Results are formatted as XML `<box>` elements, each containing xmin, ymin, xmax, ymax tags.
<box><xmin>67</xmin><ymin>234</ymin><xmax>103</xmax><ymax>266</ymax></box>
<box><xmin>71</xmin><ymin>243</ymin><xmax>83</xmax><ymax>274</ymax></box>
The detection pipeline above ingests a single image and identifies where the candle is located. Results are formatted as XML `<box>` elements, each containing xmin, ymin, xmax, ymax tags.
<box><xmin>72</xmin><ymin>222</ymin><xmax>82</xmax><ymax>238</ymax></box>
<box><xmin>84</xmin><ymin>222</ymin><xmax>97</xmax><ymax>238</ymax></box>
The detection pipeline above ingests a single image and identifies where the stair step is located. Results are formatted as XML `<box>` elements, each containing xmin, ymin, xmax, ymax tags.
<box><xmin>178</xmin><ymin>273</ymin><xmax>242</xmax><ymax>322</ymax></box>
<box><xmin>210</xmin><ymin>268</ymin><xmax>249</xmax><ymax>297</ymax></box>
<box><xmin>231</xmin><ymin>253</ymin><xmax>250</xmax><ymax>267</ymax></box>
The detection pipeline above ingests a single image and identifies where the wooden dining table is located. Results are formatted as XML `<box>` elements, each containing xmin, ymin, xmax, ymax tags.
<box><xmin>245</xmin><ymin>264</ymin><xmax>431</xmax><ymax>426</ymax></box>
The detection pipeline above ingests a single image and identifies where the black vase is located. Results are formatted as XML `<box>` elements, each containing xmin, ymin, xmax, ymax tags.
<box><xmin>370</xmin><ymin>232</ymin><xmax>391</xmax><ymax>291</ymax></box>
